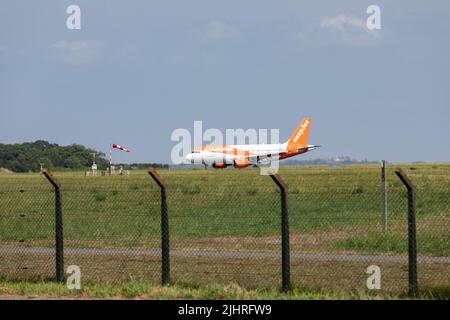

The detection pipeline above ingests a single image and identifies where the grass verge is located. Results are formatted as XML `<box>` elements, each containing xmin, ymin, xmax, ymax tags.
<box><xmin>0</xmin><ymin>279</ymin><xmax>448</xmax><ymax>300</ymax></box>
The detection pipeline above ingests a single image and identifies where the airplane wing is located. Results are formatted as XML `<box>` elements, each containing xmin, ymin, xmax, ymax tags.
<box><xmin>245</xmin><ymin>153</ymin><xmax>284</xmax><ymax>164</ymax></box>
<box><xmin>245</xmin><ymin>145</ymin><xmax>320</xmax><ymax>163</ymax></box>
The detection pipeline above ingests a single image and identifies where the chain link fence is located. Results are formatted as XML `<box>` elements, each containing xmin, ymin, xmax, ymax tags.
<box><xmin>0</xmin><ymin>164</ymin><xmax>449</xmax><ymax>295</ymax></box>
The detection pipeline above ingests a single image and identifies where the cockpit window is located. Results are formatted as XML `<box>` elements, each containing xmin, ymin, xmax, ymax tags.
<box><xmin>191</xmin><ymin>150</ymin><xmax>201</xmax><ymax>154</ymax></box>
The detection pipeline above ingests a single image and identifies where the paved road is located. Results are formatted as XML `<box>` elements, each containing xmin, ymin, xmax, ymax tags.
<box><xmin>1</xmin><ymin>247</ymin><xmax>449</xmax><ymax>264</ymax></box>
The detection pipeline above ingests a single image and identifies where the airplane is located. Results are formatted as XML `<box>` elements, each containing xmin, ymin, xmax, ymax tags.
<box><xmin>185</xmin><ymin>117</ymin><xmax>320</xmax><ymax>168</ymax></box>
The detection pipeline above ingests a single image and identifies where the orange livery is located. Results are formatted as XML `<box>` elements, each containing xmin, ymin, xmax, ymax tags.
<box><xmin>186</xmin><ymin>117</ymin><xmax>320</xmax><ymax>168</ymax></box>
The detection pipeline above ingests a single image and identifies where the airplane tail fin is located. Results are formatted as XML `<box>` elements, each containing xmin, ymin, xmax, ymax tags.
<box><xmin>287</xmin><ymin>117</ymin><xmax>312</xmax><ymax>151</ymax></box>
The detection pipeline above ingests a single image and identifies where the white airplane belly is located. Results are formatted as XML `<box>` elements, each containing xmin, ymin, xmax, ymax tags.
<box><xmin>202</xmin><ymin>152</ymin><xmax>234</xmax><ymax>165</ymax></box>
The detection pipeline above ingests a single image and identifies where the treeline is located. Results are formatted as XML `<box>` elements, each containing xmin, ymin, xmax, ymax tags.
<box><xmin>282</xmin><ymin>156</ymin><xmax>376</xmax><ymax>166</ymax></box>
<box><xmin>0</xmin><ymin>140</ymin><xmax>109</xmax><ymax>172</ymax></box>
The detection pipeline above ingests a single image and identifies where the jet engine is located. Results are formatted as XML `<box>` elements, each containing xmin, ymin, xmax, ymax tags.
<box><xmin>212</xmin><ymin>163</ymin><xmax>227</xmax><ymax>168</ymax></box>
<box><xmin>233</xmin><ymin>160</ymin><xmax>250</xmax><ymax>169</ymax></box>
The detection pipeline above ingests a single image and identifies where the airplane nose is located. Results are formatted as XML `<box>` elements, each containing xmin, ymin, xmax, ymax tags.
<box><xmin>186</xmin><ymin>153</ymin><xmax>194</xmax><ymax>163</ymax></box>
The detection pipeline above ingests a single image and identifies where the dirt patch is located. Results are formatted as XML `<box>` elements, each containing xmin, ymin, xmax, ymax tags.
<box><xmin>0</xmin><ymin>168</ymin><xmax>13</xmax><ymax>175</ymax></box>
<box><xmin>174</xmin><ymin>230</ymin><xmax>356</xmax><ymax>252</ymax></box>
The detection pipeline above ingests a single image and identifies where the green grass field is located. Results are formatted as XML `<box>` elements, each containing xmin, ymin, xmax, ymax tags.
<box><xmin>0</xmin><ymin>279</ymin><xmax>448</xmax><ymax>300</ymax></box>
<box><xmin>0</xmin><ymin>164</ymin><xmax>449</xmax><ymax>296</ymax></box>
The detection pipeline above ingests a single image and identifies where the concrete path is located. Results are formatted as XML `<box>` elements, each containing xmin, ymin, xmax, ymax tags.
<box><xmin>1</xmin><ymin>247</ymin><xmax>449</xmax><ymax>264</ymax></box>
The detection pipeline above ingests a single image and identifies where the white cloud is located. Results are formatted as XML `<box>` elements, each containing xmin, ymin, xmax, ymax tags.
<box><xmin>206</xmin><ymin>20</ymin><xmax>242</xmax><ymax>40</ymax></box>
<box><xmin>321</xmin><ymin>15</ymin><xmax>367</xmax><ymax>32</ymax></box>
<box><xmin>51</xmin><ymin>40</ymin><xmax>104</xmax><ymax>65</ymax></box>
<box><xmin>321</xmin><ymin>15</ymin><xmax>381</xmax><ymax>46</ymax></box>
<box><xmin>295</xmin><ymin>14</ymin><xmax>382</xmax><ymax>47</ymax></box>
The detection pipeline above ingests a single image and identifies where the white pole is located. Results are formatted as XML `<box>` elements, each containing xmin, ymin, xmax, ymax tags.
<box><xmin>381</xmin><ymin>160</ymin><xmax>388</xmax><ymax>232</ymax></box>
<box><xmin>109</xmin><ymin>144</ymin><xmax>112</xmax><ymax>175</ymax></box>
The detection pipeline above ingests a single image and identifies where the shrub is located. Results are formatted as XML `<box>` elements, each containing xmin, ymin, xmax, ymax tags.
<box><xmin>93</xmin><ymin>189</ymin><xmax>107</xmax><ymax>202</ymax></box>
<box><xmin>351</xmin><ymin>185</ymin><xmax>365</xmax><ymax>195</ymax></box>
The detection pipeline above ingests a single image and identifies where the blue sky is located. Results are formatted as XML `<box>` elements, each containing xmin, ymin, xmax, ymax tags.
<box><xmin>1</xmin><ymin>1</ymin><xmax>449</xmax><ymax>163</ymax></box>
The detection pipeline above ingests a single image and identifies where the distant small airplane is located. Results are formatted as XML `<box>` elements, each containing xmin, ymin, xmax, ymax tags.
<box><xmin>186</xmin><ymin>117</ymin><xmax>320</xmax><ymax>168</ymax></box>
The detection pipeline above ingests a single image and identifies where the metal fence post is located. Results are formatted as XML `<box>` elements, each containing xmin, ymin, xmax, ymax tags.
<box><xmin>42</xmin><ymin>169</ymin><xmax>64</xmax><ymax>282</ymax></box>
<box><xmin>381</xmin><ymin>160</ymin><xmax>388</xmax><ymax>232</ymax></box>
<box><xmin>269</xmin><ymin>173</ymin><xmax>290</xmax><ymax>292</ymax></box>
<box><xmin>148</xmin><ymin>167</ymin><xmax>170</xmax><ymax>286</ymax></box>
<box><xmin>395</xmin><ymin>168</ymin><xmax>418</xmax><ymax>297</ymax></box>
